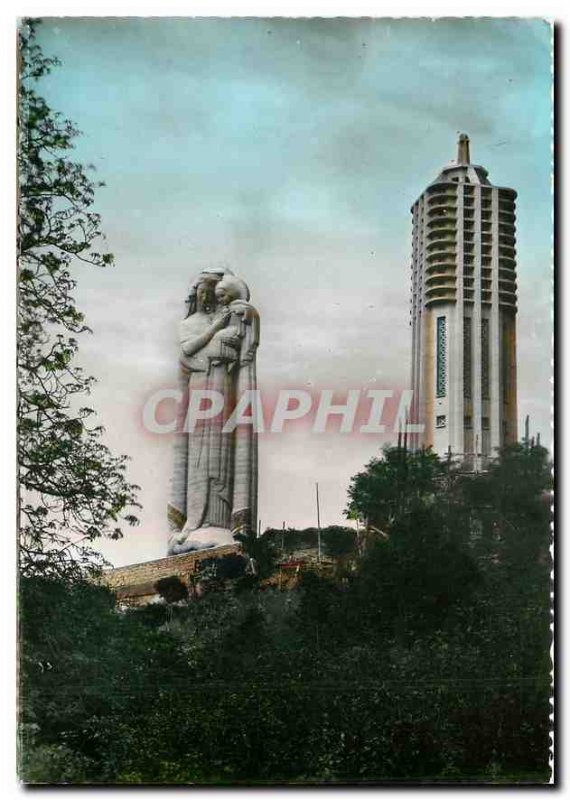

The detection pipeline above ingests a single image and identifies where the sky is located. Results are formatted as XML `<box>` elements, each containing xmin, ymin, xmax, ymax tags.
<box><xmin>32</xmin><ymin>17</ymin><xmax>553</xmax><ymax>567</ymax></box>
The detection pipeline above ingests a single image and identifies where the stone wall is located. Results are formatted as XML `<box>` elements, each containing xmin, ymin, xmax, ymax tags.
<box><xmin>100</xmin><ymin>544</ymin><xmax>338</xmax><ymax>606</ymax></box>
<box><xmin>100</xmin><ymin>545</ymin><xmax>240</xmax><ymax>605</ymax></box>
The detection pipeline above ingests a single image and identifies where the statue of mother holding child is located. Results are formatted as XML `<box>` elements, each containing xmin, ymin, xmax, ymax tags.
<box><xmin>167</xmin><ymin>268</ymin><xmax>260</xmax><ymax>555</ymax></box>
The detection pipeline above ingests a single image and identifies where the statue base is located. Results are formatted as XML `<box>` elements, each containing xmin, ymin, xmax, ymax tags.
<box><xmin>168</xmin><ymin>526</ymin><xmax>236</xmax><ymax>556</ymax></box>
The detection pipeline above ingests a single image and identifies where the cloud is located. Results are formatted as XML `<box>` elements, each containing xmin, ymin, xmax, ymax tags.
<box><xmin>33</xmin><ymin>18</ymin><xmax>552</xmax><ymax>566</ymax></box>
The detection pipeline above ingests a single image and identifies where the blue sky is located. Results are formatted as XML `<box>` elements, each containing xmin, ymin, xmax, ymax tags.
<box><xmin>33</xmin><ymin>17</ymin><xmax>553</xmax><ymax>566</ymax></box>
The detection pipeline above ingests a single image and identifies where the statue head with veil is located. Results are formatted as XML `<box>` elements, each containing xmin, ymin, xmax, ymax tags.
<box><xmin>167</xmin><ymin>268</ymin><xmax>260</xmax><ymax>554</ymax></box>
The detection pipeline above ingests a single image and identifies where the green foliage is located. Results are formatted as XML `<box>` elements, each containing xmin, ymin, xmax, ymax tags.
<box><xmin>17</xmin><ymin>20</ymin><xmax>140</xmax><ymax>581</ymax></box>
<box><xmin>155</xmin><ymin>576</ymin><xmax>189</xmax><ymax>604</ymax></box>
<box><xmin>199</xmin><ymin>552</ymin><xmax>248</xmax><ymax>583</ymax></box>
<box><xmin>19</xmin><ymin>445</ymin><xmax>551</xmax><ymax>783</ymax></box>
<box><xmin>346</xmin><ymin>445</ymin><xmax>447</xmax><ymax>532</ymax></box>
<box><xmin>235</xmin><ymin>530</ymin><xmax>279</xmax><ymax>580</ymax></box>
<box><xmin>263</xmin><ymin>525</ymin><xmax>357</xmax><ymax>559</ymax></box>
<box><xmin>19</xmin><ymin>576</ymin><xmax>190</xmax><ymax>783</ymax></box>
<box><xmin>322</xmin><ymin>526</ymin><xmax>357</xmax><ymax>559</ymax></box>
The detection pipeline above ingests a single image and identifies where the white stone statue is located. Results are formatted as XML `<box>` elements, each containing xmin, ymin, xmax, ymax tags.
<box><xmin>167</xmin><ymin>269</ymin><xmax>259</xmax><ymax>554</ymax></box>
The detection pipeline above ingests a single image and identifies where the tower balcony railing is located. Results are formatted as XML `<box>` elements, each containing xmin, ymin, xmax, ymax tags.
<box><xmin>427</xmin><ymin>183</ymin><xmax>457</xmax><ymax>195</ymax></box>
<box><xmin>425</xmin><ymin>290</ymin><xmax>457</xmax><ymax>307</ymax></box>
<box><xmin>426</xmin><ymin>235</ymin><xmax>456</xmax><ymax>248</ymax></box>
<box><xmin>499</xmin><ymin>245</ymin><xmax>516</xmax><ymax>258</ymax></box>
<box><xmin>426</xmin><ymin>237</ymin><xmax>457</xmax><ymax>250</ymax></box>
<box><xmin>426</xmin><ymin>250</ymin><xmax>456</xmax><ymax>261</ymax></box>
<box><xmin>428</xmin><ymin>207</ymin><xmax>457</xmax><ymax>219</ymax></box>
<box><xmin>427</xmin><ymin>196</ymin><xmax>456</xmax><ymax>207</ymax></box>
<box><xmin>499</xmin><ymin>285</ymin><xmax>517</xmax><ymax>297</ymax></box>
<box><xmin>499</xmin><ymin>203</ymin><xmax>516</xmax><ymax>215</ymax></box>
<box><xmin>427</xmin><ymin>222</ymin><xmax>456</xmax><ymax>234</ymax></box>
<box><xmin>428</xmin><ymin>197</ymin><xmax>457</xmax><ymax>210</ymax></box>
<box><xmin>499</xmin><ymin>278</ymin><xmax>517</xmax><ymax>290</ymax></box>
<box><xmin>427</xmin><ymin>217</ymin><xmax>456</xmax><ymax>230</ymax></box>
<box><xmin>499</xmin><ymin>230</ymin><xmax>516</xmax><ymax>242</ymax></box>
<box><xmin>425</xmin><ymin>276</ymin><xmax>456</xmax><ymax>289</ymax></box>
<box><xmin>426</xmin><ymin>249</ymin><xmax>456</xmax><ymax>263</ymax></box>
<box><xmin>499</xmin><ymin>212</ymin><xmax>516</xmax><ymax>224</ymax></box>
<box><xmin>426</xmin><ymin>272</ymin><xmax>456</xmax><ymax>285</ymax></box>
<box><xmin>428</xmin><ymin>217</ymin><xmax>456</xmax><ymax>230</ymax></box>
<box><xmin>499</xmin><ymin>268</ymin><xmax>516</xmax><ymax>281</ymax></box>
<box><xmin>426</xmin><ymin>286</ymin><xmax>456</xmax><ymax>299</ymax></box>
<box><xmin>426</xmin><ymin>230</ymin><xmax>455</xmax><ymax>242</ymax></box>
<box><xmin>426</xmin><ymin>291</ymin><xmax>456</xmax><ymax>306</ymax></box>
<box><xmin>499</xmin><ymin>230</ymin><xmax>516</xmax><ymax>241</ymax></box>
<box><xmin>426</xmin><ymin>182</ymin><xmax>456</xmax><ymax>194</ymax></box>
<box><xmin>427</xmin><ymin>191</ymin><xmax>457</xmax><ymax>204</ymax></box>
<box><xmin>426</xmin><ymin>260</ymin><xmax>456</xmax><ymax>274</ymax></box>
<box><xmin>499</xmin><ymin>205</ymin><xmax>516</xmax><ymax>215</ymax></box>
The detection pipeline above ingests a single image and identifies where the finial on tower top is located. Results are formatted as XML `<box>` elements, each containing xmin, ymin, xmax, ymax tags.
<box><xmin>457</xmin><ymin>133</ymin><xmax>470</xmax><ymax>165</ymax></box>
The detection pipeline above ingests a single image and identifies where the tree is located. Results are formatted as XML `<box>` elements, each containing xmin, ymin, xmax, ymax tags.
<box><xmin>322</xmin><ymin>526</ymin><xmax>357</xmax><ymax>559</ymax></box>
<box><xmin>154</xmin><ymin>576</ymin><xmax>189</xmax><ymax>604</ymax></box>
<box><xmin>345</xmin><ymin>444</ymin><xmax>447</xmax><ymax>533</ymax></box>
<box><xmin>18</xmin><ymin>443</ymin><xmax>551</xmax><ymax>783</ymax></box>
<box><xmin>17</xmin><ymin>20</ymin><xmax>139</xmax><ymax>581</ymax></box>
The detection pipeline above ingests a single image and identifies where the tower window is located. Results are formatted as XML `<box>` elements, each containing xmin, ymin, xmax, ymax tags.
<box><xmin>436</xmin><ymin>316</ymin><xmax>447</xmax><ymax>398</ymax></box>
<box><xmin>482</xmin><ymin>417</ymin><xmax>490</xmax><ymax>431</ymax></box>
<box><xmin>481</xmin><ymin>319</ymin><xmax>490</xmax><ymax>400</ymax></box>
<box><xmin>436</xmin><ymin>415</ymin><xmax>446</xmax><ymax>428</ymax></box>
<box><xmin>464</xmin><ymin>415</ymin><xmax>472</xmax><ymax>429</ymax></box>
<box><xmin>502</xmin><ymin>319</ymin><xmax>510</xmax><ymax>404</ymax></box>
<box><xmin>464</xmin><ymin>317</ymin><xmax>472</xmax><ymax>398</ymax></box>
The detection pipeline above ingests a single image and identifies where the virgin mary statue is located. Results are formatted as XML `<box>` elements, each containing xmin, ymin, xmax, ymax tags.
<box><xmin>167</xmin><ymin>269</ymin><xmax>259</xmax><ymax>554</ymax></box>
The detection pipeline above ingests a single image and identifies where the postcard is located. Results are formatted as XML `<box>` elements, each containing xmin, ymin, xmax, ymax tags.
<box><xmin>17</xmin><ymin>16</ymin><xmax>553</xmax><ymax>784</ymax></box>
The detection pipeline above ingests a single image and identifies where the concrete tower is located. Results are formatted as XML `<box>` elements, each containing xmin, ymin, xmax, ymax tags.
<box><xmin>409</xmin><ymin>134</ymin><xmax>518</xmax><ymax>469</ymax></box>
